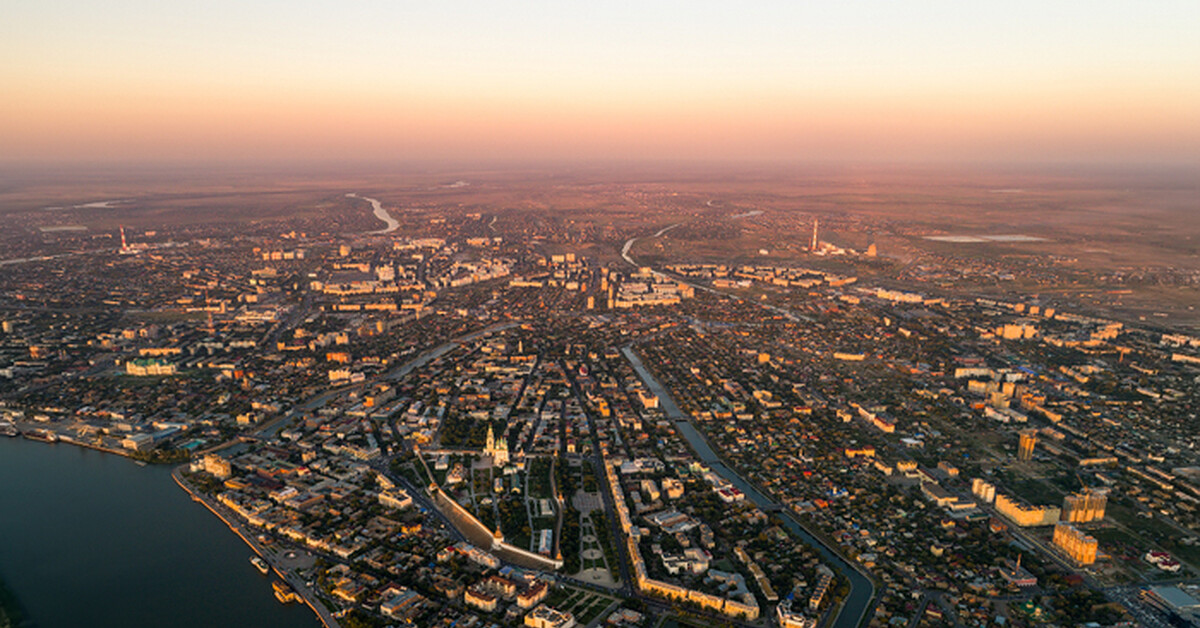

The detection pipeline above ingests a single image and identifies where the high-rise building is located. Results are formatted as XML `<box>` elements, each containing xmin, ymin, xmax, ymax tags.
<box><xmin>1018</xmin><ymin>429</ymin><xmax>1038</xmax><ymax>461</ymax></box>
<box><xmin>994</xmin><ymin>493</ymin><xmax>1060</xmax><ymax>527</ymax></box>
<box><xmin>1062</xmin><ymin>493</ymin><xmax>1088</xmax><ymax>522</ymax></box>
<box><xmin>971</xmin><ymin>478</ymin><xmax>996</xmax><ymax>503</ymax></box>
<box><xmin>1062</xmin><ymin>488</ymin><xmax>1108</xmax><ymax>523</ymax></box>
<box><xmin>1053</xmin><ymin>522</ymin><xmax>1098</xmax><ymax>565</ymax></box>
<box><xmin>810</xmin><ymin>218</ymin><xmax>819</xmax><ymax>251</ymax></box>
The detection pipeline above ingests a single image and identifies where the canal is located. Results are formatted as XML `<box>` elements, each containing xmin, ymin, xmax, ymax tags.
<box><xmin>622</xmin><ymin>346</ymin><xmax>877</xmax><ymax>628</ymax></box>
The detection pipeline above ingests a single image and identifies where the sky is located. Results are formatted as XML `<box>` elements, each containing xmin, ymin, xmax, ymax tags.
<box><xmin>2</xmin><ymin>1</ymin><xmax>1198</xmax><ymax>166</ymax></box>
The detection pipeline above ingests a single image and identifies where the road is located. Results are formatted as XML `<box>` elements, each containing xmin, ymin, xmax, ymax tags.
<box><xmin>549</xmin><ymin>455</ymin><xmax>566</xmax><ymax>565</ymax></box>
<box><xmin>383</xmin><ymin>321</ymin><xmax>522</xmax><ymax>382</ymax></box>
<box><xmin>375</xmin><ymin>456</ymin><xmax>468</xmax><ymax>546</ymax></box>
<box><xmin>263</xmin><ymin>291</ymin><xmax>313</xmax><ymax>348</ymax></box>
<box><xmin>561</xmin><ymin>359</ymin><xmax>635</xmax><ymax>597</ymax></box>
<box><xmin>906</xmin><ymin>595</ymin><xmax>930</xmax><ymax>628</ymax></box>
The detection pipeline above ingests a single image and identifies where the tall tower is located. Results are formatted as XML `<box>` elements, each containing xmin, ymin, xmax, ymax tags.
<box><xmin>1018</xmin><ymin>429</ymin><xmax>1038</xmax><ymax>461</ymax></box>
<box><xmin>810</xmin><ymin>218</ymin><xmax>819</xmax><ymax>251</ymax></box>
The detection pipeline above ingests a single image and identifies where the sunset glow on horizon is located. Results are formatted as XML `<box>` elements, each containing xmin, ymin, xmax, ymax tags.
<box><xmin>3</xmin><ymin>1</ymin><xmax>1198</xmax><ymax>166</ymax></box>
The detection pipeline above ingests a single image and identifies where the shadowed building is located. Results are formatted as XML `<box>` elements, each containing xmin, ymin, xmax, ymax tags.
<box><xmin>1062</xmin><ymin>488</ymin><xmax>1108</xmax><ymax>523</ymax></box>
<box><xmin>1018</xmin><ymin>429</ymin><xmax>1038</xmax><ymax>461</ymax></box>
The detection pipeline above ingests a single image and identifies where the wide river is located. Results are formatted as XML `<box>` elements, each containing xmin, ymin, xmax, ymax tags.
<box><xmin>0</xmin><ymin>437</ymin><xmax>319</xmax><ymax>628</ymax></box>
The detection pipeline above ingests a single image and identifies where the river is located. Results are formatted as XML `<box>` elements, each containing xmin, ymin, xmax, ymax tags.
<box><xmin>621</xmin><ymin>347</ymin><xmax>877</xmax><ymax>628</ymax></box>
<box><xmin>346</xmin><ymin>193</ymin><xmax>399</xmax><ymax>234</ymax></box>
<box><xmin>0</xmin><ymin>437</ymin><xmax>320</xmax><ymax>628</ymax></box>
<box><xmin>619</xmin><ymin>223</ymin><xmax>681</xmax><ymax>268</ymax></box>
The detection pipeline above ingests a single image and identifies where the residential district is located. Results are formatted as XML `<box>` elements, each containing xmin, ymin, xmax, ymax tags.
<box><xmin>2</xmin><ymin>194</ymin><xmax>1199</xmax><ymax>628</ymax></box>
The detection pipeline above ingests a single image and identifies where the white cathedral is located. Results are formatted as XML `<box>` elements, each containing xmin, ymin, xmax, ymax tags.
<box><xmin>484</xmin><ymin>424</ymin><xmax>509</xmax><ymax>467</ymax></box>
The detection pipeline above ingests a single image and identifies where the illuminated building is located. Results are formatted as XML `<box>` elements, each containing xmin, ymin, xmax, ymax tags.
<box><xmin>994</xmin><ymin>493</ymin><xmax>1060</xmax><ymax>527</ymax></box>
<box><xmin>1053</xmin><ymin>522</ymin><xmax>1098</xmax><ymax>566</ymax></box>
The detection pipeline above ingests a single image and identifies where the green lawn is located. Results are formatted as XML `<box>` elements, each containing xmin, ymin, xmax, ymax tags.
<box><xmin>576</xmin><ymin>597</ymin><xmax>614</xmax><ymax>625</ymax></box>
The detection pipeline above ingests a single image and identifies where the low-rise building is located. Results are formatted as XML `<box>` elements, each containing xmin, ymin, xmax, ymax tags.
<box><xmin>524</xmin><ymin>605</ymin><xmax>576</xmax><ymax>628</ymax></box>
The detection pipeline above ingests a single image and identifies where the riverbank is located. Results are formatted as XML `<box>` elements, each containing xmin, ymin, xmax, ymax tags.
<box><xmin>10</xmin><ymin>421</ymin><xmax>133</xmax><ymax>458</ymax></box>
<box><xmin>9</xmin><ymin>420</ymin><xmax>199</xmax><ymax>466</ymax></box>
<box><xmin>171</xmin><ymin>469</ymin><xmax>340</xmax><ymax>628</ymax></box>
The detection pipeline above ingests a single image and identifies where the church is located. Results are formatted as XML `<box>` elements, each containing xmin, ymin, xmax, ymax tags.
<box><xmin>484</xmin><ymin>423</ymin><xmax>509</xmax><ymax>467</ymax></box>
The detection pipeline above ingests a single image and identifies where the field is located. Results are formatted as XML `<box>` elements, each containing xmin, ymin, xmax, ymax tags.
<box><xmin>3</xmin><ymin>163</ymin><xmax>1196</xmax><ymax>329</ymax></box>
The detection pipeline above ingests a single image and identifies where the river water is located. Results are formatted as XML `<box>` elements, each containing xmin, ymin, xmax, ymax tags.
<box><xmin>621</xmin><ymin>347</ymin><xmax>876</xmax><ymax>628</ymax></box>
<box><xmin>0</xmin><ymin>437</ymin><xmax>319</xmax><ymax>628</ymax></box>
<box><xmin>346</xmin><ymin>193</ymin><xmax>399</xmax><ymax>234</ymax></box>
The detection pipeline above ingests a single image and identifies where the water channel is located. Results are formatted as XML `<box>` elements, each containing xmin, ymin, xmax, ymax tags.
<box><xmin>622</xmin><ymin>346</ymin><xmax>876</xmax><ymax>628</ymax></box>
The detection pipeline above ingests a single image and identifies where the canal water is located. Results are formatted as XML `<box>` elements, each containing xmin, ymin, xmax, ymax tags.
<box><xmin>0</xmin><ymin>437</ymin><xmax>320</xmax><ymax>628</ymax></box>
<box><xmin>622</xmin><ymin>347</ymin><xmax>876</xmax><ymax>628</ymax></box>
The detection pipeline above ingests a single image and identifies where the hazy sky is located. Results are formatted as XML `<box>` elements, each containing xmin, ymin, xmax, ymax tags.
<box><xmin>2</xmin><ymin>1</ymin><xmax>1198</xmax><ymax>165</ymax></box>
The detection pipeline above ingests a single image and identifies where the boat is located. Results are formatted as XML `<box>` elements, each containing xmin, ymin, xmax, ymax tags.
<box><xmin>272</xmin><ymin>580</ymin><xmax>299</xmax><ymax>604</ymax></box>
<box><xmin>0</xmin><ymin>422</ymin><xmax>18</xmax><ymax>437</ymax></box>
<box><xmin>251</xmin><ymin>556</ymin><xmax>269</xmax><ymax>575</ymax></box>
<box><xmin>24</xmin><ymin>429</ymin><xmax>58</xmax><ymax>443</ymax></box>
